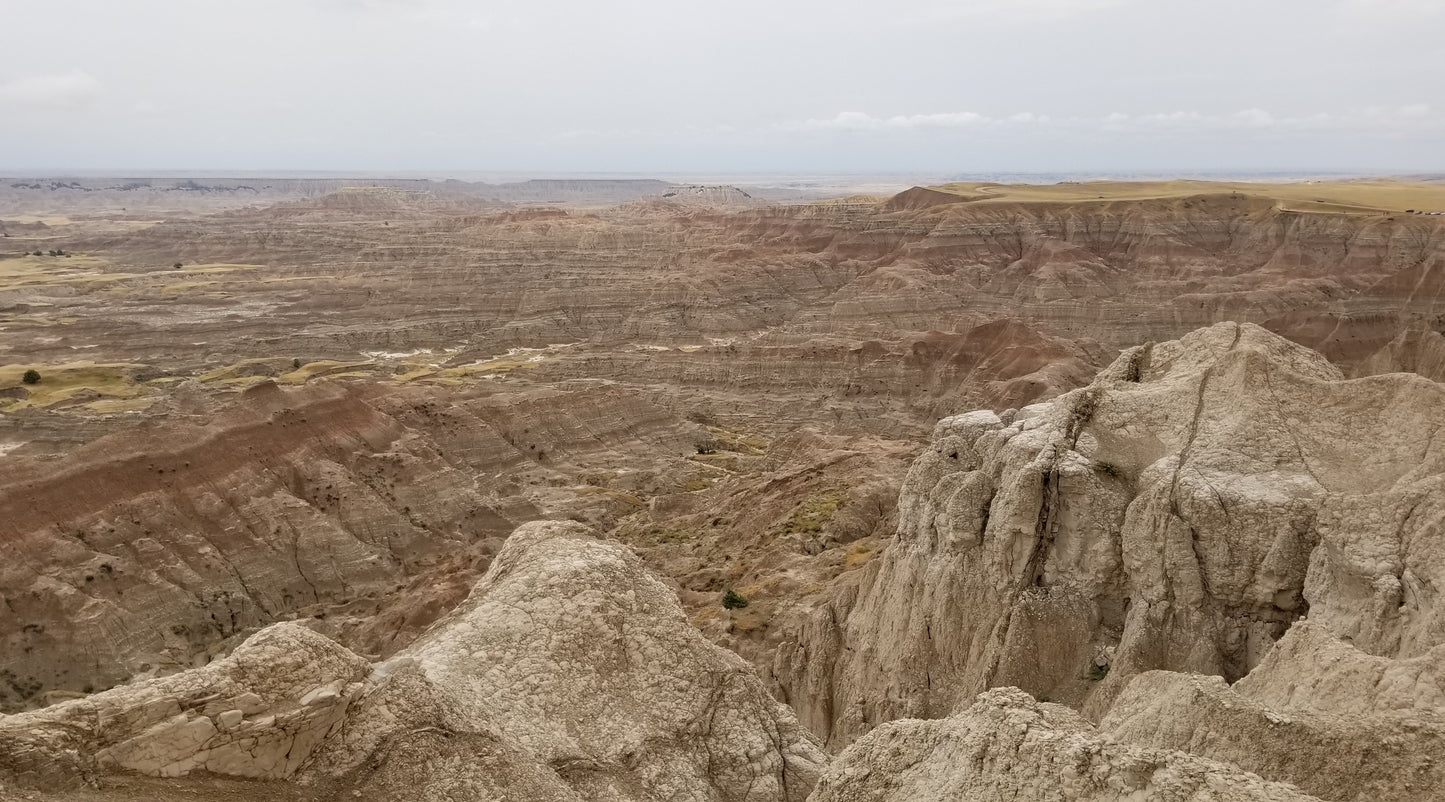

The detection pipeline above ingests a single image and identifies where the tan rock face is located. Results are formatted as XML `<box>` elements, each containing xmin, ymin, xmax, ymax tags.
<box><xmin>776</xmin><ymin>322</ymin><xmax>1445</xmax><ymax>746</ymax></box>
<box><xmin>810</xmin><ymin>688</ymin><xmax>1319</xmax><ymax>802</ymax></box>
<box><xmin>0</xmin><ymin>520</ymin><xmax>825</xmax><ymax>801</ymax></box>
<box><xmin>0</xmin><ymin>622</ymin><xmax>369</xmax><ymax>787</ymax></box>
<box><xmin>1101</xmin><ymin>668</ymin><xmax>1445</xmax><ymax>802</ymax></box>
<box><xmin>1231</xmin><ymin>620</ymin><xmax>1445</xmax><ymax>717</ymax></box>
<box><xmin>370</xmin><ymin>520</ymin><xmax>826</xmax><ymax>801</ymax></box>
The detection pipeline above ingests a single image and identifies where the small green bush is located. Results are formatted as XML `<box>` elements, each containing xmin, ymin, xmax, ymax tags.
<box><xmin>1086</xmin><ymin>663</ymin><xmax>1109</xmax><ymax>681</ymax></box>
<box><xmin>722</xmin><ymin>589</ymin><xmax>749</xmax><ymax>610</ymax></box>
<box><xmin>21</xmin><ymin>369</ymin><xmax>41</xmax><ymax>385</ymax></box>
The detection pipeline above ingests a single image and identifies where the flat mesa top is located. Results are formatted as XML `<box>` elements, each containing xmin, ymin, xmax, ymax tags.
<box><xmin>915</xmin><ymin>178</ymin><xmax>1445</xmax><ymax>214</ymax></box>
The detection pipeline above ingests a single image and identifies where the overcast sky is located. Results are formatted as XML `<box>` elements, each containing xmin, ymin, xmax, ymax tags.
<box><xmin>1</xmin><ymin>0</ymin><xmax>1442</xmax><ymax>174</ymax></box>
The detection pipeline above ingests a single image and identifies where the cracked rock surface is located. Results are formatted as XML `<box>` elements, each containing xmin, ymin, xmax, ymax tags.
<box><xmin>0</xmin><ymin>520</ymin><xmax>825</xmax><ymax>801</ymax></box>
<box><xmin>775</xmin><ymin>322</ymin><xmax>1445</xmax><ymax>748</ymax></box>
<box><xmin>810</xmin><ymin>688</ymin><xmax>1319</xmax><ymax>802</ymax></box>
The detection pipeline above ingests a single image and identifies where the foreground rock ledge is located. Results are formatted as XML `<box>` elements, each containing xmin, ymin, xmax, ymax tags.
<box><xmin>0</xmin><ymin>520</ymin><xmax>825</xmax><ymax>800</ymax></box>
<box><xmin>811</xmin><ymin>688</ymin><xmax>1319</xmax><ymax>802</ymax></box>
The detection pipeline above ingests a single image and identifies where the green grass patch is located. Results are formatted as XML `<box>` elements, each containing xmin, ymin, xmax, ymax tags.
<box><xmin>776</xmin><ymin>489</ymin><xmax>846</xmax><ymax>536</ymax></box>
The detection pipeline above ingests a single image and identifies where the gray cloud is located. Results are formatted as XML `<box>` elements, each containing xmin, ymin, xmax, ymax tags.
<box><xmin>0</xmin><ymin>70</ymin><xmax>103</xmax><ymax>110</ymax></box>
<box><xmin>787</xmin><ymin>105</ymin><xmax>1443</xmax><ymax>137</ymax></box>
<box><xmin>0</xmin><ymin>0</ymin><xmax>1441</xmax><ymax>172</ymax></box>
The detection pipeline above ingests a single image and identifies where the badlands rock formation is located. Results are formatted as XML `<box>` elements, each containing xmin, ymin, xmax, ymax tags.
<box><xmin>6</xmin><ymin>182</ymin><xmax>1444</xmax><ymax>449</ymax></box>
<box><xmin>1</xmin><ymin>325</ymin><xmax>1442</xmax><ymax>799</ymax></box>
<box><xmin>5</xmin><ymin>178</ymin><xmax>1445</xmax><ymax>799</ymax></box>
<box><xmin>776</xmin><ymin>322</ymin><xmax>1445</xmax><ymax>750</ymax></box>
<box><xmin>0</xmin><ymin>521</ymin><xmax>825</xmax><ymax>800</ymax></box>
<box><xmin>1103</xmin><ymin>660</ymin><xmax>1444</xmax><ymax>802</ymax></box>
<box><xmin>810</xmin><ymin>688</ymin><xmax>1317</xmax><ymax>802</ymax></box>
<box><xmin>0</xmin><ymin>378</ymin><xmax>708</xmax><ymax>708</ymax></box>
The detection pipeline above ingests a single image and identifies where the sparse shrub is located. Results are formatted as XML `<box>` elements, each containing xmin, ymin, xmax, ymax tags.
<box><xmin>1087</xmin><ymin>663</ymin><xmax>1109</xmax><ymax>681</ymax></box>
<box><xmin>173</xmin><ymin>262</ymin><xmax>183</xmax><ymax>269</ymax></box>
<box><xmin>1120</xmin><ymin>346</ymin><xmax>1147</xmax><ymax>382</ymax></box>
<box><xmin>21</xmin><ymin>369</ymin><xmax>40</xmax><ymax>385</ymax></box>
<box><xmin>1066</xmin><ymin>387</ymin><xmax>1102</xmax><ymax>442</ymax></box>
<box><xmin>292</xmin><ymin>358</ymin><xmax>302</xmax><ymax>369</ymax></box>
<box><xmin>1092</xmin><ymin>459</ymin><xmax>1123</xmax><ymax>479</ymax></box>
<box><xmin>654</xmin><ymin>529</ymin><xmax>691</xmax><ymax>544</ymax></box>
<box><xmin>722</xmin><ymin>589</ymin><xmax>749</xmax><ymax>610</ymax></box>
<box><xmin>695</xmin><ymin>444</ymin><xmax>717</xmax><ymax>455</ymax></box>
<box><xmin>777</xmin><ymin>489</ymin><xmax>845</xmax><ymax>536</ymax></box>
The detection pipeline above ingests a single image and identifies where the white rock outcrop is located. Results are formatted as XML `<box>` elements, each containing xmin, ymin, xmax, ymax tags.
<box><xmin>809</xmin><ymin>688</ymin><xmax>1319</xmax><ymax>802</ymax></box>
<box><xmin>0</xmin><ymin>621</ymin><xmax>368</xmax><ymax>787</ymax></box>
<box><xmin>1101</xmin><ymin>667</ymin><xmax>1445</xmax><ymax>802</ymax></box>
<box><xmin>0</xmin><ymin>520</ymin><xmax>825</xmax><ymax>800</ymax></box>
<box><xmin>776</xmin><ymin>322</ymin><xmax>1445</xmax><ymax>746</ymax></box>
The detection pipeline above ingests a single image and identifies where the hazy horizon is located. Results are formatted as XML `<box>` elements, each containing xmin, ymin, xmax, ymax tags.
<box><xmin>3</xmin><ymin>0</ymin><xmax>1444</xmax><ymax>173</ymax></box>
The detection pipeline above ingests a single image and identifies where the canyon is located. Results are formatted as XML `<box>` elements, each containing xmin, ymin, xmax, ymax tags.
<box><xmin>2</xmin><ymin>176</ymin><xmax>1445</xmax><ymax>800</ymax></box>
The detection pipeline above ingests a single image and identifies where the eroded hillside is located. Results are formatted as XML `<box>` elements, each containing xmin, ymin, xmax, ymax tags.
<box><xmin>2</xmin><ymin>179</ymin><xmax>1445</xmax><ymax>800</ymax></box>
<box><xmin>4</xmin><ymin>325</ymin><xmax>1442</xmax><ymax>801</ymax></box>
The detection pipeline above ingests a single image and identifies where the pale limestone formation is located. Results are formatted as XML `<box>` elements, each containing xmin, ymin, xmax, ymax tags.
<box><xmin>0</xmin><ymin>621</ymin><xmax>368</xmax><ymax>787</ymax></box>
<box><xmin>809</xmin><ymin>688</ymin><xmax>1318</xmax><ymax>802</ymax></box>
<box><xmin>1101</xmin><ymin>668</ymin><xmax>1445</xmax><ymax>802</ymax></box>
<box><xmin>1232</xmin><ymin>620</ymin><xmax>1445</xmax><ymax>717</ymax></box>
<box><xmin>0</xmin><ymin>520</ymin><xmax>824</xmax><ymax>801</ymax></box>
<box><xmin>776</xmin><ymin>322</ymin><xmax>1445</xmax><ymax>746</ymax></box>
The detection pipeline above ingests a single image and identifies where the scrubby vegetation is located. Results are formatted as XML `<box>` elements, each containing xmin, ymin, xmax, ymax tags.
<box><xmin>777</xmin><ymin>489</ymin><xmax>846</xmax><ymax>536</ymax></box>
<box><xmin>1092</xmin><ymin>459</ymin><xmax>1124</xmax><ymax>479</ymax></box>
<box><xmin>722</xmin><ymin>589</ymin><xmax>749</xmax><ymax>610</ymax></box>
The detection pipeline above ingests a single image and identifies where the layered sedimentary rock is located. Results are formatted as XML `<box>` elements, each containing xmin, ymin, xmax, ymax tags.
<box><xmin>810</xmin><ymin>688</ymin><xmax>1317</xmax><ymax>802</ymax></box>
<box><xmin>776</xmin><ymin>322</ymin><xmax>1445</xmax><ymax>746</ymax></box>
<box><xmin>6</xmin><ymin>186</ymin><xmax>1444</xmax><ymax>446</ymax></box>
<box><xmin>0</xmin><ymin>379</ymin><xmax>707</xmax><ymax>709</ymax></box>
<box><xmin>0</xmin><ymin>521</ymin><xmax>825</xmax><ymax>800</ymax></box>
<box><xmin>5</xmin><ymin>179</ymin><xmax>1445</xmax><ymax>799</ymax></box>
